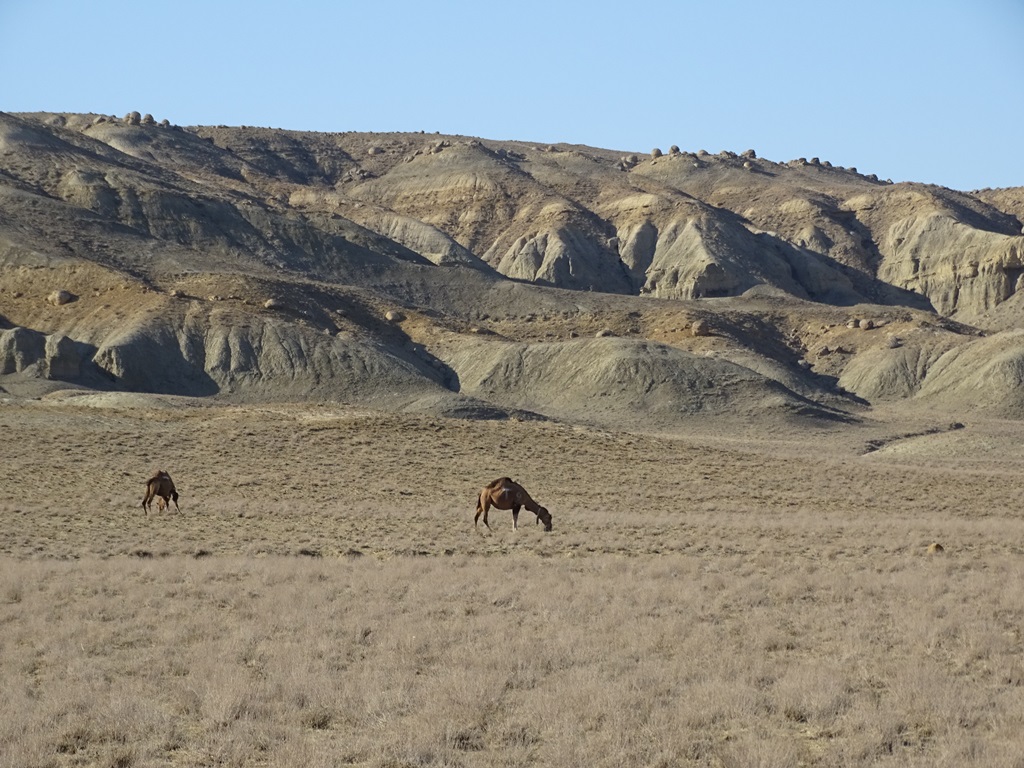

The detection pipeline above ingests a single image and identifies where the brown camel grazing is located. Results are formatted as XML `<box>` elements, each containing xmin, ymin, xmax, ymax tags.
<box><xmin>475</xmin><ymin>477</ymin><xmax>552</xmax><ymax>532</ymax></box>
<box><xmin>142</xmin><ymin>470</ymin><xmax>180</xmax><ymax>514</ymax></box>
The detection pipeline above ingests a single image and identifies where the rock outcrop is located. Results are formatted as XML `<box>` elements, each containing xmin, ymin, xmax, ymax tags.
<box><xmin>1</xmin><ymin>327</ymin><xmax>86</xmax><ymax>381</ymax></box>
<box><xmin>0</xmin><ymin>326</ymin><xmax>45</xmax><ymax>373</ymax></box>
<box><xmin>43</xmin><ymin>333</ymin><xmax>84</xmax><ymax>380</ymax></box>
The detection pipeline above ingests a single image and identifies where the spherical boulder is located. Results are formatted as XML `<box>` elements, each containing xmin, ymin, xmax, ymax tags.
<box><xmin>47</xmin><ymin>290</ymin><xmax>75</xmax><ymax>306</ymax></box>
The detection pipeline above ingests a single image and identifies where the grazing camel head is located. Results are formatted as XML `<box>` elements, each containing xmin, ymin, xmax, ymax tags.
<box><xmin>157</xmin><ymin>490</ymin><xmax>180</xmax><ymax>511</ymax></box>
<box><xmin>535</xmin><ymin>506</ymin><xmax>553</xmax><ymax>532</ymax></box>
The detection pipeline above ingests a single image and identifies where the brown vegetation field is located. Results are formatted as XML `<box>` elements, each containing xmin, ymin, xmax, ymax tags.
<box><xmin>2</xmin><ymin>396</ymin><xmax>1024</xmax><ymax>767</ymax></box>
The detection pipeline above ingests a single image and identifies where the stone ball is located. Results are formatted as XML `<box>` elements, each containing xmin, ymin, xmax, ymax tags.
<box><xmin>47</xmin><ymin>290</ymin><xmax>75</xmax><ymax>306</ymax></box>
<box><xmin>691</xmin><ymin>319</ymin><xmax>711</xmax><ymax>337</ymax></box>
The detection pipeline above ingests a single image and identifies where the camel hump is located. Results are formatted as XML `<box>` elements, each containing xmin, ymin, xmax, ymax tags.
<box><xmin>147</xmin><ymin>469</ymin><xmax>172</xmax><ymax>484</ymax></box>
<box><xmin>487</xmin><ymin>477</ymin><xmax>515</xmax><ymax>490</ymax></box>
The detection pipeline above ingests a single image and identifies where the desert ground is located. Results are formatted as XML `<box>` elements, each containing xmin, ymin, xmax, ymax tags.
<box><xmin>3</xmin><ymin>395</ymin><xmax>1024</xmax><ymax>768</ymax></box>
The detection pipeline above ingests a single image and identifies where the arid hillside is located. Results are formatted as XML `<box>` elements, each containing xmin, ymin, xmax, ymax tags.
<box><xmin>2</xmin><ymin>110</ymin><xmax>1024</xmax><ymax>426</ymax></box>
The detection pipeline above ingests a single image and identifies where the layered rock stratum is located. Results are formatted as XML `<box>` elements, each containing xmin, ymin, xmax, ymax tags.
<box><xmin>2</xmin><ymin>111</ymin><xmax>1023</xmax><ymax>427</ymax></box>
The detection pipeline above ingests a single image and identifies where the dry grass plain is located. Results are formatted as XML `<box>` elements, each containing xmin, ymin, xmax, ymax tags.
<box><xmin>2</xmin><ymin>395</ymin><xmax>1024</xmax><ymax>767</ymax></box>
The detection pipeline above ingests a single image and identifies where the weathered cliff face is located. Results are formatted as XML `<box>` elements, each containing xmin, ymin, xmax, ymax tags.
<box><xmin>0</xmin><ymin>326</ymin><xmax>87</xmax><ymax>381</ymax></box>
<box><xmin>439</xmin><ymin>335</ymin><xmax>851</xmax><ymax>425</ymax></box>
<box><xmin>90</xmin><ymin>318</ymin><xmax>440</xmax><ymax>400</ymax></box>
<box><xmin>0</xmin><ymin>326</ymin><xmax>46</xmax><ymax>374</ymax></box>
<box><xmin>2</xmin><ymin>301</ymin><xmax>447</xmax><ymax>403</ymax></box>
<box><xmin>630</xmin><ymin>150</ymin><xmax>1024</xmax><ymax>317</ymax></box>
<box><xmin>877</xmin><ymin>214</ymin><xmax>1024</xmax><ymax>318</ymax></box>
<box><xmin>4</xmin><ymin>111</ymin><xmax>1022</xmax><ymax>321</ymax></box>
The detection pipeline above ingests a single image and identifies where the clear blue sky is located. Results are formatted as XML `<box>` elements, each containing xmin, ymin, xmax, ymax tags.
<box><xmin>2</xmin><ymin>0</ymin><xmax>1022</xmax><ymax>191</ymax></box>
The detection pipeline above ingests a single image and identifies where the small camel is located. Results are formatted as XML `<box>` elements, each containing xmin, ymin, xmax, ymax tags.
<box><xmin>475</xmin><ymin>477</ymin><xmax>552</xmax><ymax>532</ymax></box>
<box><xmin>142</xmin><ymin>470</ymin><xmax>180</xmax><ymax>514</ymax></box>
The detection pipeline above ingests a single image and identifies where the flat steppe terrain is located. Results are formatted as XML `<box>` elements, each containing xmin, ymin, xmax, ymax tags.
<box><xmin>2</xmin><ymin>397</ymin><xmax>1024</xmax><ymax>767</ymax></box>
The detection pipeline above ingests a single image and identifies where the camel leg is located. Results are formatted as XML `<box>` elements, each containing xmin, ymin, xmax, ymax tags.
<box><xmin>475</xmin><ymin>495</ymin><xmax>492</xmax><ymax>529</ymax></box>
<box><xmin>172</xmin><ymin>496</ymin><xmax>180</xmax><ymax>513</ymax></box>
<box><xmin>512</xmin><ymin>505</ymin><xmax>520</xmax><ymax>531</ymax></box>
